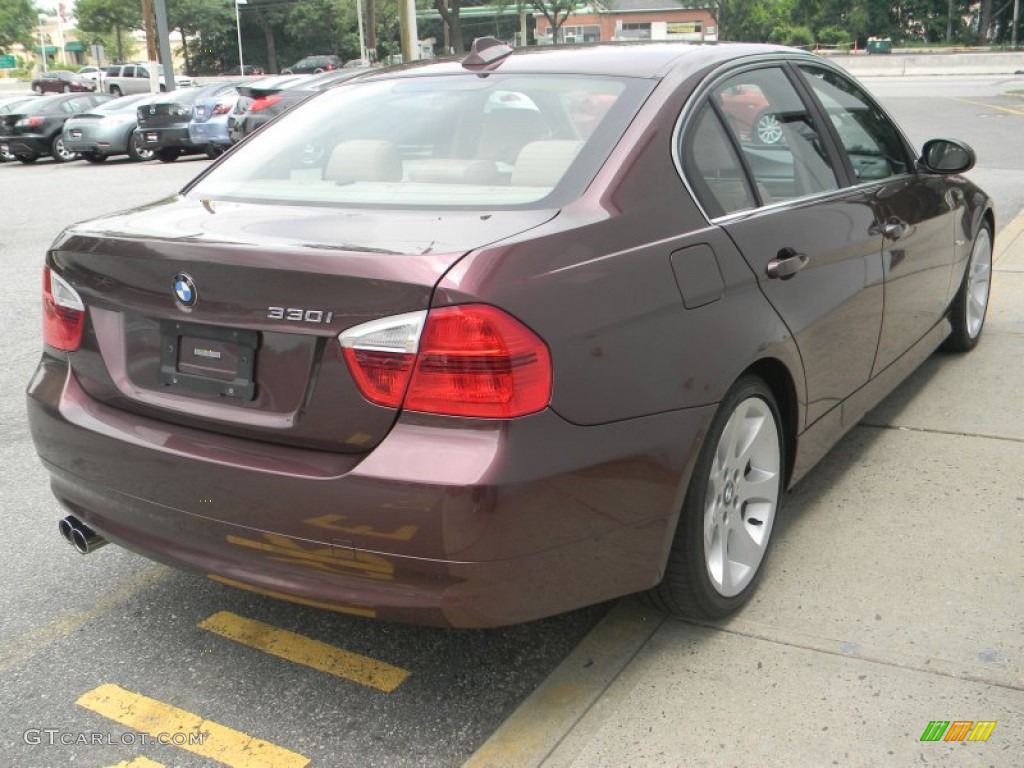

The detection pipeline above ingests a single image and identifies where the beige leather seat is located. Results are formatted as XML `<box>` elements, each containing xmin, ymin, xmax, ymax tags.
<box><xmin>510</xmin><ymin>140</ymin><xmax>584</xmax><ymax>187</ymax></box>
<box><xmin>324</xmin><ymin>140</ymin><xmax>402</xmax><ymax>183</ymax></box>
<box><xmin>478</xmin><ymin>109</ymin><xmax>550</xmax><ymax>164</ymax></box>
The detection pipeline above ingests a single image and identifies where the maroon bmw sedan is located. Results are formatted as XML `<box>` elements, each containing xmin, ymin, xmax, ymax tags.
<box><xmin>28</xmin><ymin>41</ymin><xmax>993</xmax><ymax>627</ymax></box>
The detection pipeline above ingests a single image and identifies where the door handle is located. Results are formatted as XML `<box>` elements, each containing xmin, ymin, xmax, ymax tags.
<box><xmin>883</xmin><ymin>222</ymin><xmax>904</xmax><ymax>240</ymax></box>
<box><xmin>766</xmin><ymin>249</ymin><xmax>809</xmax><ymax>280</ymax></box>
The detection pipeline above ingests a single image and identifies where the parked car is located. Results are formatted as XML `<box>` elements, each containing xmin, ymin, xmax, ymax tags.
<box><xmin>718</xmin><ymin>82</ymin><xmax>781</xmax><ymax>144</ymax></box>
<box><xmin>62</xmin><ymin>93</ymin><xmax>159</xmax><ymax>163</ymax></box>
<box><xmin>0</xmin><ymin>92</ymin><xmax>111</xmax><ymax>163</ymax></box>
<box><xmin>103</xmin><ymin>63</ymin><xmax>196</xmax><ymax>96</ymax></box>
<box><xmin>135</xmin><ymin>82</ymin><xmax>238</xmax><ymax>161</ymax></box>
<box><xmin>0</xmin><ymin>96</ymin><xmax>35</xmax><ymax>161</ymax></box>
<box><xmin>188</xmin><ymin>89</ymin><xmax>240</xmax><ymax>153</ymax></box>
<box><xmin>280</xmin><ymin>54</ymin><xmax>342</xmax><ymax>74</ymax></box>
<box><xmin>28</xmin><ymin>41</ymin><xmax>993</xmax><ymax>628</ymax></box>
<box><xmin>228</xmin><ymin>69</ymin><xmax>369</xmax><ymax>143</ymax></box>
<box><xmin>222</xmin><ymin>64</ymin><xmax>265</xmax><ymax>76</ymax></box>
<box><xmin>77</xmin><ymin>65</ymin><xmax>102</xmax><ymax>81</ymax></box>
<box><xmin>31</xmin><ymin>70</ymin><xmax>95</xmax><ymax>94</ymax></box>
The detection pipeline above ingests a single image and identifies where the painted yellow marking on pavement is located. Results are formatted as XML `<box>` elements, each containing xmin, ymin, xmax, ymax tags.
<box><xmin>105</xmin><ymin>757</ymin><xmax>165</xmax><ymax>768</ymax></box>
<box><xmin>0</xmin><ymin>566</ymin><xmax>167</xmax><ymax>675</ymax></box>
<box><xmin>77</xmin><ymin>684</ymin><xmax>309</xmax><ymax>768</ymax></box>
<box><xmin>994</xmin><ymin>208</ymin><xmax>1024</xmax><ymax>264</ymax></box>
<box><xmin>945</xmin><ymin>96</ymin><xmax>1024</xmax><ymax>116</ymax></box>
<box><xmin>208</xmin><ymin>574</ymin><xmax>377</xmax><ymax>618</ymax></box>
<box><xmin>463</xmin><ymin>600</ymin><xmax>666</xmax><ymax>768</ymax></box>
<box><xmin>199</xmin><ymin>611</ymin><xmax>409</xmax><ymax>693</ymax></box>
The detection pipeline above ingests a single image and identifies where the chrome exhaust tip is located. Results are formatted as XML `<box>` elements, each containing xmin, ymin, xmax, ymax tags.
<box><xmin>59</xmin><ymin>515</ymin><xmax>108</xmax><ymax>555</ymax></box>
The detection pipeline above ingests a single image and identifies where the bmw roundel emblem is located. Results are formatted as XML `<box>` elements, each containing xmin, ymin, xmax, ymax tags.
<box><xmin>173</xmin><ymin>272</ymin><xmax>198</xmax><ymax>309</ymax></box>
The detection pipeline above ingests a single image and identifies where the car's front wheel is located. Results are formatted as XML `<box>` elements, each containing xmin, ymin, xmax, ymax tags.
<box><xmin>32</xmin><ymin>84</ymin><xmax>42</xmax><ymax>94</ymax></box>
<box><xmin>944</xmin><ymin>221</ymin><xmax>993</xmax><ymax>352</ymax></box>
<box><xmin>62</xmin><ymin>84</ymin><xmax>71</xmax><ymax>93</ymax></box>
<box><xmin>127</xmin><ymin>134</ymin><xmax>155</xmax><ymax>162</ymax></box>
<box><xmin>50</xmin><ymin>135</ymin><xmax>79</xmax><ymax>163</ymax></box>
<box><xmin>646</xmin><ymin>375</ymin><xmax>784</xmax><ymax>619</ymax></box>
<box><xmin>110</xmin><ymin>85</ymin><xmax>122</xmax><ymax>96</ymax></box>
<box><xmin>155</xmin><ymin>148</ymin><xmax>181</xmax><ymax>163</ymax></box>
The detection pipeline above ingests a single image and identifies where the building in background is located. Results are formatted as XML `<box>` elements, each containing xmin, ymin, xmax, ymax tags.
<box><xmin>534</xmin><ymin>0</ymin><xmax>715</xmax><ymax>45</ymax></box>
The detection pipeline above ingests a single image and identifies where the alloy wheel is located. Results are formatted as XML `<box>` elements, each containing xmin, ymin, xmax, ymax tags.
<box><xmin>755</xmin><ymin>113</ymin><xmax>784</xmax><ymax>145</ymax></box>
<box><xmin>965</xmin><ymin>226</ymin><xmax>992</xmax><ymax>339</ymax></box>
<box><xmin>704</xmin><ymin>396</ymin><xmax>781</xmax><ymax>597</ymax></box>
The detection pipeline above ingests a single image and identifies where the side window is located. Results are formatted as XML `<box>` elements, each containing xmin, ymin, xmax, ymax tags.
<box><xmin>798</xmin><ymin>66</ymin><xmax>912</xmax><ymax>181</ymax></box>
<box><xmin>682</xmin><ymin>103</ymin><xmax>757</xmax><ymax>218</ymax></box>
<box><xmin>711</xmin><ymin>67</ymin><xmax>839</xmax><ymax>205</ymax></box>
<box><xmin>137</xmin><ymin>66</ymin><xmax>149</xmax><ymax>78</ymax></box>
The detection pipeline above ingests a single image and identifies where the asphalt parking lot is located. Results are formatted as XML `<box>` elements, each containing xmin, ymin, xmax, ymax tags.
<box><xmin>1</xmin><ymin>75</ymin><xmax>1022</xmax><ymax>767</ymax></box>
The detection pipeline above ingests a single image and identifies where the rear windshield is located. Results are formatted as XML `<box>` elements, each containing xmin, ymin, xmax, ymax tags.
<box><xmin>187</xmin><ymin>73</ymin><xmax>653</xmax><ymax>209</ymax></box>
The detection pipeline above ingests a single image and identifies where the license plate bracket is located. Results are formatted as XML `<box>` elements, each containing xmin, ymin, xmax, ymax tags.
<box><xmin>160</xmin><ymin>321</ymin><xmax>258</xmax><ymax>401</ymax></box>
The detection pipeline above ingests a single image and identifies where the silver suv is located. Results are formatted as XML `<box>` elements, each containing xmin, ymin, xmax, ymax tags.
<box><xmin>102</xmin><ymin>64</ymin><xmax>195</xmax><ymax>96</ymax></box>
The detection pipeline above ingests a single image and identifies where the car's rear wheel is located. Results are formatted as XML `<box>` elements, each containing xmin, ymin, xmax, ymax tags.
<box><xmin>645</xmin><ymin>376</ymin><xmax>784</xmax><ymax>619</ymax></box>
<box><xmin>944</xmin><ymin>221</ymin><xmax>993</xmax><ymax>352</ymax></box>
<box><xmin>127</xmin><ymin>134</ymin><xmax>155</xmax><ymax>162</ymax></box>
<box><xmin>155</xmin><ymin>148</ymin><xmax>181</xmax><ymax>163</ymax></box>
<box><xmin>17</xmin><ymin>155</ymin><xmax>38</xmax><ymax>164</ymax></box>
<box><xmin>50</xmin><ymin>135</ymin><xmax>79</xmax><ymax>163</ymax></box>
<box><xmin>204</xmin><ymin>145</ymin><xmax>223</xmax><ymax>159</ymax></box>
<box><xmin>62</xmin><ymin>84</ymin><xmax>71</xmax><ymax>93</ymax></box>
<box><xmin>110</xmin><ymin>85</ymin><xmax>122</xmax><ymax>96</ymax></box>
<box><xmin>32</xmin><ymin>84</ymin><xmax>43</xmax><ymax>94</ymax></box>
<box><xmin>83</xmin><ymin>152</ymin><xmax>108</xmax><ymax>164</ymax></box>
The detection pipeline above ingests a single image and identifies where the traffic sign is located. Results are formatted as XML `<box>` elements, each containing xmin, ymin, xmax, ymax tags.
<box><xmin>0</xmin><ymin>55</ymin><xmax>17</xmax><ymax>69</ymax></box>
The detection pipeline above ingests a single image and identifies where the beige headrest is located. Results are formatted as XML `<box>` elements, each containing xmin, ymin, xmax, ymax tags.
<box><xmin>510</xmin><ymin>140</ymin><xmax>584</xmax><ymax>187</ymax></box>
<box><xmin>325</xmin><ymin>140</ymin><xmax>402</xmax><ymax>183</ymax></box>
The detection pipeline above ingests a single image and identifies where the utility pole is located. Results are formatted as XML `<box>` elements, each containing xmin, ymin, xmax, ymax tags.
<box><xmin>400</xmin><ymin>0</ymin><xmax>419</xmax><ymax>61</ymax></box>
<box><xmin>1013</xmin><ymin>0</ymin><xmax>1020</xmax><ymax>48</ymax></box>
<box><xmin>152</xmin><ymin>0</ymin><xmax>175</xmax><ymax>90</ymax></box>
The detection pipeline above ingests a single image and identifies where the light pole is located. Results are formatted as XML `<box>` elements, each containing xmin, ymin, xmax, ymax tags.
<box><xmin>235</xmin><ymin>0</ymin><xmax>247</xmax><ymax>73</ymax></box>
<box><xmin>37</xmin><ymin>14</ymin><xmax>48</xmax><ymax>73</ymax></box>
<box><xmin>356</xmin><ymin>0</ymin><xmax>366</xmax><ymax>63</ymax></box>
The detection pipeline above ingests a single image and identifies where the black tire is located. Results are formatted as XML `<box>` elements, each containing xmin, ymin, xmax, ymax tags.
<box><xmin>127</xmin><ymin>133</ymin><xmax>155</xmax><ymax>162</ymax></box>
<box><xmin>110</xmin><ymin>85</ymin><xmax>122</xmax><ymax>96</ymax></box>
<box><xmin>204</xmin><ymin>145</ymin><xmax>223</xmax><ymax>159</ymax></box>
<box><xmin>313</xmin><ymin>67</ymin><xmax>325</xmax><ymax>74</ymax></box>
<box><xmin>83</xmin><ymin>152</ymin><xmax>108</xmax><ymax>164</ymax></box>
<box><xmin>17</xmin><ymin>155</ymin><xmax>38</xmax><ymax>164</ymax></box>
<box><xmin>644</xmin><ymin>375</ymin><xmax>785</xmax><ymax>620</ymax></box>
<box><xmin>50</xmin><ymin>134</ymin><xmax>78</xmax><ymax>163</ymax></box>
<box><xmin>944</xmin><ymin>222</ymin><xmax>993</xmax><ymax>352</ymax></box>
<box><xmin>155</xmin><ymin>148</ymin><xmax>181</xmax><ymax>163</ymax></box>
<box><xmin>32</xmin><ymin>84</ymin><xmax>42</xmax><ymax>94</ymax></box>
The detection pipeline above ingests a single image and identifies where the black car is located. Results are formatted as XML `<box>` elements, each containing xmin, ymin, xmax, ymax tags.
<box><xmin>0</xmin><ymin>93</ymin><xmax>112</xmax><ymax>163</ymax></box>
<box><xmin>280</xmin><ymin>54</ymin><xmax>343</xmax><ymax>74</ymax></box>
<box><xmin>229</xmin><ymin>69</ymin><xmax>370</xmax><ymax>143</ymax></box>
<box><xmin>222</xmin><ymin>64</ymin><xmax>265</xmax><ymax>76</ymax></box>
<box><xmin>134</xmin><ymin>83</ymin><xmax>239</xmax><ymax>162</ymax></box>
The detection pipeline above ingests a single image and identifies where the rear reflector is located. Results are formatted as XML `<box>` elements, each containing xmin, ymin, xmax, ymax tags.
<box><xmin>42</xmin><ymin>266</ymin><xmax>85</xmax><ymax>351</ymax></box>
<box><xmin>340</xmin><ymin>305</ymin><xmax>552</xmax><ymax>418</ymax></box>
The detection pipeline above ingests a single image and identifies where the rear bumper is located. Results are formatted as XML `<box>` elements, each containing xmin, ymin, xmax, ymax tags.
<box><xmin>64</xmin><ymin>132</ymin><xmax>130</xmax><ymax>156</ymax></box>
<box><xmin>135</xmin><ymin>126</ymin><xmax>203</xmax><ymax>150</ymax></box>
<box><xmin>0</xmin><ymin>134</ymin><xmax>49</xmax><ymax>157</ymax></box>
<box><xmin>27</xmin><ymin>352</ymin><xmax>711</xmax><ymax>627</ymax></box>
<box><xmin>189</xmin><ymin>121</ymin><xmax>230</xmax><ymax>146</ymax></box>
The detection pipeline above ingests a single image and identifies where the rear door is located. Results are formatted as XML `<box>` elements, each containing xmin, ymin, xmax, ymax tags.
<box><xmin>795</xmin><ymin>64</ymin><xmax>958</xmax><ymax>374</ymax></box>
<box><xmin>682</xmin><ymin>64</ymin><xmax>884</xmax><ymax>425</ymax></box>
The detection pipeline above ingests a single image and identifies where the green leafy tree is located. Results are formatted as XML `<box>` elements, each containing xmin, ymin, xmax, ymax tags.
<box><xmin>76</xmin><ymin>0</ymin><xmax>142</xmax><ymax>62</ymax></box>
<box><xmin>0</xmin><ymin>0</ymin><xmax>34</xmax><ymax>51</ymax></box>
<box><xmin>167</xmin><ymin>0</ymin><xmax>232</xmax><ymax>74</ymax></box>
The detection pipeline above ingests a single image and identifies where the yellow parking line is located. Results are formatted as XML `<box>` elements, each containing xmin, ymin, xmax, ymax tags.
<box><xmin>106</xmin><ymin>758</ymin><xmax>165</xmax><ymax>768</ymax></box>
<box><xmin>77</xmin><ymin>684</ymin><xmax>309</xmax><ymax>768</ymax></box>
<box><xmin>199</xmin><ymin>611</ymin><xmax>409</xmax><ymax>693</ymax></box>
<box><xmin>945</xmin><ymin>96</ymin><xmax>1024</xmax><ymax>116</ymax></box>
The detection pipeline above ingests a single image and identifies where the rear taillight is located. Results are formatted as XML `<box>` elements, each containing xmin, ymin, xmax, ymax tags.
<box><xmin>16</xmin><ymin>116</ymin><xmax>43</xmax><ymax>129</ymax></box>
<box><xmin>212</xmin><ymin>103</ymin><xmax>232</xmax><ymax>116</ymax></box>
<box><xmin>42</xmin><ymin>266</ymin><xmax>85</xmax><ymax>351</ymax></box>
<box><xmin>250</xmin><ymin>94</ymin><xmax>283</xmax><ymax>112</ymax></box>
<box><xmin>340</xmin><ymin>305</ymin><xmax>552</xmax><ymax>418</ymax></box>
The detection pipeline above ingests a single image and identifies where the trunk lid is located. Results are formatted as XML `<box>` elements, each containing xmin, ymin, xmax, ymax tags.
<box><xmin>137</xmin><ymin>102</ymin><xmax>192</xmax><ymax>129</ymax></box>
<box><xmin>53</xmin><ymin>195</ymin><xmax>556</xmax><ymax>452</ymax></box>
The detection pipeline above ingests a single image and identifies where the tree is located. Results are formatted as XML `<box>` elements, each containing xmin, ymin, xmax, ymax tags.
<box><xmin>0</xmin><ymin>0</ymin><xmax>33</xmax><ymax>51</ymax></box>
<box><xmin>76</xmin><ymin>0</ymin><xmax>142</xmax><ymax>62</ymax></box>
<box><xmin>167</xmin><ymin>0</ymin><xmax>232</xmax><ymax>74</ymax></box>
<box><xmin>434</xmin><ymin>0</ymin><xmax>464</xmax><ymax>53</ymax></box>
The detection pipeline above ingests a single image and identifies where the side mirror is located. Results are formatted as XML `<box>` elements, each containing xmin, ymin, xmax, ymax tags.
<box><xmin>918</xmin><ymin>138</ymin><xmax>975</xmax><ymax>175</ymax></box>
